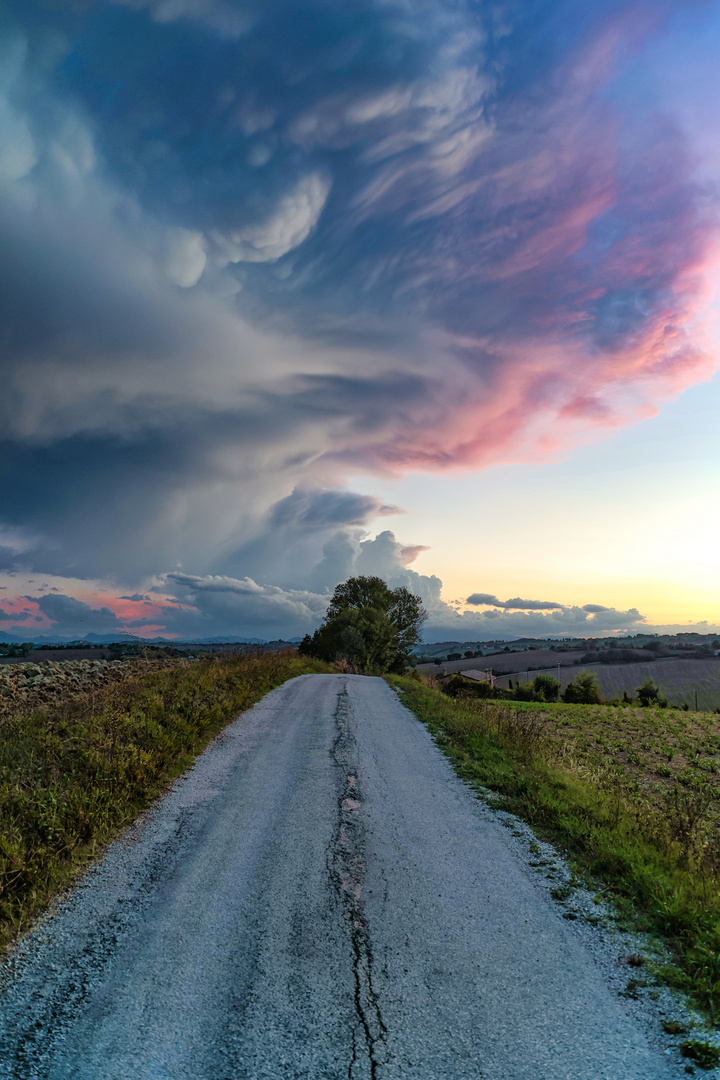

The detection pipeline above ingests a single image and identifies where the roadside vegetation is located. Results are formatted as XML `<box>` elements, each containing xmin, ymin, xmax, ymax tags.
<box><xmin>0</xmin><ymin>648</ymin><xmax>328</xmax><ymax>951</ymax></box>
<box><xmin>390</xmin><ymin>672</ymin><xmax>720</xmax><ymax>1025</ymax></box>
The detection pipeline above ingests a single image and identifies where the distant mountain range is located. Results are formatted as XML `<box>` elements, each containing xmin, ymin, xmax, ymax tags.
<box><xmin>0</xmin><ymin>630</ymin><xmax>303</xmax><ymax>646</ymax></box>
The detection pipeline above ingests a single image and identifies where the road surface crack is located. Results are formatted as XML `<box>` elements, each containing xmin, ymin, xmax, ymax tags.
<box><xmin>328</xmin><ymin>683</ymin><xmax>388</xmax><ymax>1080</ymax></box>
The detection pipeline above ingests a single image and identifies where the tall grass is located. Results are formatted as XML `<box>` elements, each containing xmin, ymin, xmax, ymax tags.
<box><xmin>0</xmin><ymin>649</ymin><xmax>328</xmax><ymax>950</ymax></box>
<box><xmin>391</xmin><ymin>675</ymin><xmax>720</xmax><ymax>1023</ymax></box>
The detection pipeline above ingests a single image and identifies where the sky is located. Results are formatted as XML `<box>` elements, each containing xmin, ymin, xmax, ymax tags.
<box><xmin>1</xmin><ymin>0</ymin><xmax>720</xmax><ymax>642</ymax></box>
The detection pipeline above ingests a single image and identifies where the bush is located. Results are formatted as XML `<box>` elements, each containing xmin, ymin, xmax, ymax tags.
<box><xmin>511</xmin><ymin>682</ymin><xmax>545</xmax><ymax>702</ymax></box>
<box><xmin>636</xmin><ymin>678</ymin><xmax>667</xmax><ymax>708</ymax></box>
<box><xmin>562</xmin><ymin>672</ymin><xmax>603</xmax><ymax>704</ymax></box>
<box><xmin>532</xmin><ymin>674</ymin><xmax>560</xmax><ymax>702</ymax></box>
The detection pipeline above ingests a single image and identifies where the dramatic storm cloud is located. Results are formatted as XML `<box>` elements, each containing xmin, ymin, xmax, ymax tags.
<box><xmin>1</xmin><ymin>0</ymin><xmax>719</xmax><ymax>637</ymax></box>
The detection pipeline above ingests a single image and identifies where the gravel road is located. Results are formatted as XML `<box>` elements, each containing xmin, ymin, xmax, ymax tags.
<box><xmin>0</xmin><ymin>674</ymin><xmax>677</xmax><ymax>1079</ymax></box>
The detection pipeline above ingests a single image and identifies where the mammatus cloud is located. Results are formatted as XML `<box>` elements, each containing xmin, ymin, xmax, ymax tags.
<box><xmin>0</xmin><ymin>1</ymin><xmax>718</xmax><ymax>589</ymax></box>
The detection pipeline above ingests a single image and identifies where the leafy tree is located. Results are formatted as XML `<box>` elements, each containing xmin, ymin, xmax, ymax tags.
<box><xmin>299</xmin><ymin>576</ymin><xmax>426</xmax><ymax>673</ymax></box>
<box><xmin>562</xmin><ymin>672</ymin><xmax>603</xmax><ymax>704</ymax></box>
<box><xmin>532</xmin><ymin>674</ymin><xmax>560</xmax><ymax>702</ymax></box>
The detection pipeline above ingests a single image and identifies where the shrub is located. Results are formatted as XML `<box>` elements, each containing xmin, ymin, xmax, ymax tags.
<box><xmin>636</xmin><ymin>678</ymin><xmax>667</xmax><ymax>708</ymax></box>
<box><xmin>562</xmin><ymin>671</ymin><xmax>603</xmax><ymax>704</ymax></box>
<box><xmin>512</xmin><ymin>682</ymin><xmax>545</xmax><ymax>703</ymax></box>
<box><xmin>532</xmin><ymin>674</ymin><xmax>560</xmax><ymax>702</ymax></box>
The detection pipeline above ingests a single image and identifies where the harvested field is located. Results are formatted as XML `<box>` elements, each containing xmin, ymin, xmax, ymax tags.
<box><xmin>0</xmin><ymin>649</ymin><xmax>113</xmax><ymax>665</ymax></box>
<box><xmin>0</xmin><ymin>657</ymin><xmax>186</xmax><ymax>717</ymax></box>
<box><xmin>417</xmin><ymin>648</ymin><xmax>586</xmax><ymax>676</ymax></box>
<box><xmin>493</xmin><ymin>658</ymin><xmax>720</xmax><ymax>709</ymax></box>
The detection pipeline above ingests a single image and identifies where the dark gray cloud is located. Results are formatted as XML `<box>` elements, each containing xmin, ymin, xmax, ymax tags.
<box><xmin>29</xmin><ymin>594</ymin><xmax>125</xmax><ymax>635</ymax></box>
<box><xmin>465</xmin><ymin>593</ymin><xmax>501</xmax><ymax>607</ymax></box>
<box><xmin>466</xmin><ymin>594</ymin><xmax>563</xmax><ymax>611</ymax></box>
<box><xmin>423</xmin><ymin>604</ymin><xmax>648</xmax><ymax>641</ymax></box>
<box><xmin>0</xmin><ymin>0</ymin><xmax>716</xmax><ymax>594</ymax></box>
<box><xmin>456</xmin><ymin>593</ymin><xmax>646</xmax><ymax>637</ymax></box>
<box><xmin>0</xmin><ymin>607</ymin><xmax>29</xmax><ymax>621</ymax></box>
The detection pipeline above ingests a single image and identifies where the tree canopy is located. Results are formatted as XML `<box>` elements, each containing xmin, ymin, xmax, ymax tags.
<box><xmin>299</xmin><ymin>576</ymin><xmax>426</xmax><ymax>673</ymax></box>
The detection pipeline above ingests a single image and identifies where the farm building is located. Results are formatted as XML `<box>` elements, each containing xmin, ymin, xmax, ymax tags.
<box><xmin>438</xmin><ymin>668</ymin><xmax>496</xmax><ymax>688</ymax></box>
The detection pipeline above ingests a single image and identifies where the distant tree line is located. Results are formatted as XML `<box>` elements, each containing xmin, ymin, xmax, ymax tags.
<box><xmin>441</xmin><ymin>672</ymin><xmax>683</xmax><ymax>708</ymax></box>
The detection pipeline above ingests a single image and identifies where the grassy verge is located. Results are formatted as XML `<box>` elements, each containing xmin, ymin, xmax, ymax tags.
<box><xmin>390</xmin><ymin>674</ymin><xmax>720</xmax><ymax>1025</ymax></box>
<box><xmin>0</xmin><ymin>649</ymin><xmax>329</xmax><ymax>951</ymax></box>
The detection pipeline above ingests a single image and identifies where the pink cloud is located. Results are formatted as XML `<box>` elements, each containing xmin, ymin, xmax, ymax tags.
<box><xmin>330</xmin><ymin>13</ymin><xmax>720</xmax><ymax>476</ymax></box>
<box><xmin>0</xmin><ymin>598</ymin><xmax>51</xmax><ymax>629</ymax></box>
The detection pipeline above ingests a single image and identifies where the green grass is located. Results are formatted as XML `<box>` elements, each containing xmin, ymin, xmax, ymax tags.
<box><xmin>0</xmin><ymin>649</ymin><xmax>328</xmax><ymax>950</ymax></box>
<box><xmin>390</xmin><ymin>674</ymin><xmax>720</xmax><ymax>1024</ymax></box>
<box><xmin>680</xmin><ymin>1040</ymin><xmax>720</xmax><ymax>1069</ymax></box>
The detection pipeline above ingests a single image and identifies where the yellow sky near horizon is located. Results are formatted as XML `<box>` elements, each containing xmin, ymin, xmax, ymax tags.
<box><xmin>354</xmin><ymin>372</ymin><xmax>720</xmax><ymax>630</ymax></box>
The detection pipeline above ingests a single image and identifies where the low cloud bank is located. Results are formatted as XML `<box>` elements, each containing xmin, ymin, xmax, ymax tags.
<box><xmin>2</xmin><ymin>543</ymin><xmax>717</xmax><ymax>643</ymax></box>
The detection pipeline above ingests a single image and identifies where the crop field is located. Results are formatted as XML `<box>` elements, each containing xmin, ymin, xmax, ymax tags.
<box><xmin>494</xmin><ymin>658</ymin><xmax>720</xmax><ymax>709</ymax></box>
<box><xmin>418</xmin><ymin>688</ymin><xmax>720</xmax><ymax>831</ymax></box>
<box><xmin>506</xmin><ymin>697</ymin><xmax>720</xmax><ymax>823</ymax></box>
